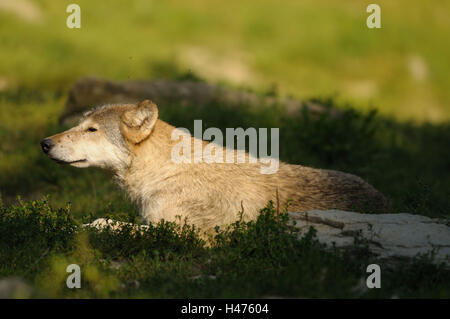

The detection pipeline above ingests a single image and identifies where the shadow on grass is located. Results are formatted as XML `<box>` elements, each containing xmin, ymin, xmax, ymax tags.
<box><xmin>1</xmin><ymin>198</ymin><xmax>448</xmax><ymax>298</ymax></box>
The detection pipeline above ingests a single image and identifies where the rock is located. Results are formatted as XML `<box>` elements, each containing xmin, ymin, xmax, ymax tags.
<box><xmin>85</xmin><ymin>212</ymin><xmax>450</xmax><ymax>264</ymax></box>
<box><xmin>0</xmin><ymin>277</ymin><xmax>33</xmax><ymax>298</ymax></box>
<box><xmin>289</xmin><ymin>210</ymin><xmax>450</xmax><ymax>263</ymax></box>
<box><xmin>61</xmin><ymin>77</ymin><xmax>340</xmax><ymax>125</ymax></box>
<box><xmin>84</xmin><ymin>218</ymin><xmax>150</xmax><ymax>234</ymax></box>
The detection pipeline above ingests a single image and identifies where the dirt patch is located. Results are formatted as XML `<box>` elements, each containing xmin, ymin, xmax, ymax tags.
<box><xmin>0</xmin><ymin>0</ymin><xmax>42</xmax><ymax>22</ymax></box>
<box><xmin>180</xmin><ymin>47</ymin><xmax>256</xmax><ymax>85</ymax></box>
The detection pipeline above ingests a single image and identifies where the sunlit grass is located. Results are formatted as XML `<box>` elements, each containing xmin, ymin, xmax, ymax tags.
<box><xmin>0</xmin><ymin>0</ymin><xmax>449</xmax><ymax>121</ymax></box>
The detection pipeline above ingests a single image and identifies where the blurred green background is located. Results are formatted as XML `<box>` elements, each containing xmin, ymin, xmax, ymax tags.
<box><xmin>1</xmin><ymin>0</ymin><xmax>449</xmax><ymax>121</ymax></box>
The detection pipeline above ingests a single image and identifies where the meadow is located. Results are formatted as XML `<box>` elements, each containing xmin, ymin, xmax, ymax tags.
<box><xmin>0</xmin><ymin>0</ymin><xmax>449</xmax><ymax>298</ymax></box>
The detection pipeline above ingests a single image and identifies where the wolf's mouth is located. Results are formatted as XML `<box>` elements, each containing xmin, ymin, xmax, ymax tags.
<box><xmin>51</xmin><ymin>158</ymin><xmax>87</xmax><ymax>165</ymax></box>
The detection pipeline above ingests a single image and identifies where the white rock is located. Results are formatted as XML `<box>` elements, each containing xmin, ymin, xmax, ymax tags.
<box><xmin>84</xmin><ymin>213</ymin><xmax>450</xmax><ymax>263</ymax></box>
<box><xmin>289</xmin><ymin>210</ymin><xmax>450</xmax><ymax>263</ymax></box>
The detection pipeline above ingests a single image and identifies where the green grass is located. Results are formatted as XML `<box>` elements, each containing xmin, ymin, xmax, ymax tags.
<box><xmin>0</xmin><ymin>90</ymin><xmax>449</xmax><ymax>297</ymax></box>
<box><xmin>0</xmin><ymin>0</ymin><xmax>450</xmax><ymax>122</ymax></box>
<box><xmin>0</xmin><ymin>0</ymin><xmax>449</xmax><ymax>298</ymax></box>
<box><xmin>1</xmin><ymin>198</ymin><xmax>449</xmax><ymax>298</ymax></box>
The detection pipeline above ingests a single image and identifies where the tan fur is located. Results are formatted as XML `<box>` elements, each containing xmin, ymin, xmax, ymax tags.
<box><xmin>43</xmin><ymin>100</ymin><xmax>390</xmax><ymax>231</ymax></box>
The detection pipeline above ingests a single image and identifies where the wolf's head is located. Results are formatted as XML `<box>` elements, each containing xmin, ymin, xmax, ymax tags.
<box><xmin>41</xmin><ymin>100</ymin><xmax>159</xmax><ymax>171</ymax></box>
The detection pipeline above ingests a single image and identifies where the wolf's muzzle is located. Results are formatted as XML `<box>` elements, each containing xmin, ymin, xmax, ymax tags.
<box><xmin>40</xmin><ymin>138</ymin><xmax>54</xmax><ymax>154</ymax></box>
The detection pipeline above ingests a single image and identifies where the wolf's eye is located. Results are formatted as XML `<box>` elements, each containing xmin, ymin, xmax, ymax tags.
<box><xmin>87</xmin><ymin>127</ymin><xmax>97</xmax><ymax>132</ymax></box>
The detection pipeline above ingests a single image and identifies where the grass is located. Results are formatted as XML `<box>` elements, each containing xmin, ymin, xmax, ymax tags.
<box><xmin>1</xmin><ymin>198</ymin><xmax>449</xmax><ymax>298</ymax></box>
<box><xmin>0</xmin><ymin>91</ymin><xmax>449</xmax><ymax>298</ymax></box>
<box><xmin>0</xmin><ymin>0</ymin><xmax>449</xmax><ymax>298</ymax></box>
<box><xmin>0</xmin><ymin>0</ymin><xmax>449</xmax><ymax>122</ymax></box>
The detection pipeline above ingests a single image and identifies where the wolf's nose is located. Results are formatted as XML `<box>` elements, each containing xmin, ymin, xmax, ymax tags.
<box><xmin>40</xmin><ymin>139</ymin><xmax>54</xmax><ymax>154</ymax></box>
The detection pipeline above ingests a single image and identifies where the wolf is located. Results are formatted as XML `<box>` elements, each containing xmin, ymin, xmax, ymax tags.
<box><xmin>41</xmin><ymin>100</ymin><xmax>389</xmax><ymax>231</ymax></box>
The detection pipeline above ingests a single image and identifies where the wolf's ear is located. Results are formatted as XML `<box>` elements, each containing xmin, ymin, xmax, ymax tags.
<box><xmin>120</xmin><ymin>100</ymin><xmax>159</xmax><ymax>144</ymax></box>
